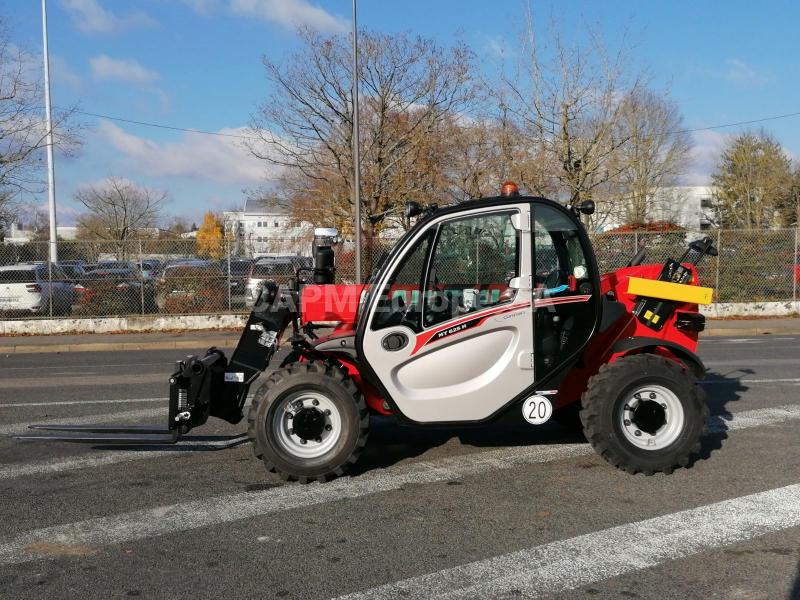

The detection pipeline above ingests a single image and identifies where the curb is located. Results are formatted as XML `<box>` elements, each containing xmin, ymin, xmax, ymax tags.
<box><xmin>702</xmin><ymin>327</ymin><xmax>800</xmax><ymax>337</ymax></box>
<box><xmin>0</xmin><ymin>338</ymin><xmax>238</xmax><ymax>355</ymax></box>
<box><xmin>2</xmin><ymin>327</ymin><xmax>798</xmax><ymax>354</ymax></box>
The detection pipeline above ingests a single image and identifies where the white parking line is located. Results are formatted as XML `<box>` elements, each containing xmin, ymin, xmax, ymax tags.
<box><xmin>0</xmin><ymin>397</ymin><xmax>167</xmax><ymax>408</ymax></box>
<box><xmin>1</xmin><ymin>403</ymin><xmax>799</xmax><ymax>566</ymax></box>
<box><xmin>0</xmin><ymin>435</ymin><xmax>250</xmax><ymax>481</ymax></box>
<box><xmin>0</xmin><ymin>408</ymin><xmax>165</xmax><ymax>436</ymax></box>
<box><xmin>703</xmin><ymin>377</ymin><xmax>800</xmax><ymax>385</ymax></box>
<box><xmin>335</xmin><ymin>483</ymin><xmax>800</xmax><ymax>600</ymax></box>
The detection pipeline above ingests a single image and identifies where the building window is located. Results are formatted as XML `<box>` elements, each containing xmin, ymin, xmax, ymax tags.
<box><xmin>274</xmin><ymin>221</ymin><xmax>279</xmax><ymax>227</ymax></box>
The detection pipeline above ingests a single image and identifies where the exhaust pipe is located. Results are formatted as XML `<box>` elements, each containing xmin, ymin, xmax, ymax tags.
<box><xmin>312</xmin><ymin>227</ymin><xmax>338</xmax><ymax>284</ymax></box>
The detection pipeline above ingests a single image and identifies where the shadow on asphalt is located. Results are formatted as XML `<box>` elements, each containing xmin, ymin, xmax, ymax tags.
<box><xmin>75</xmin><ymin>369</ymin><xmax>750</xmax><ymax>476</ymax></box>
<box><xmin>696</xmin><ymin>368</ymin><xmax>751</xmax><ymax>465</ymax></box>
<box><xmin>352</xmin><ymin>369</ymin><xmax>751</xmax><ymax>476</ymax></box>
<box><xmin>792</xmin><ymin>565</ymin><xmax>800</xmax><ymax>600</ymax></box>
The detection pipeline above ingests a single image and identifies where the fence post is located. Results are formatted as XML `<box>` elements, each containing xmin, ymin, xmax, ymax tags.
<box><xmin>715</xmin><ymin>229</ymin><xmax>722</xmax><ymax>303</ymax></box>
<box><xmin>634</xmin><ymin>230</ymin><xmax>638</xmax><ymax>252</ymax></box>
<box><xmin>139</xmin><ymin>239</ymin><xmax>145</xmax><ymax>315</ymax></box>
<box><xmin>794</xmin><ymin>227</ymin><xmax>798</xmax><ymax>304</ymax></box>
<box><xmin>47</xmin><ymin>251</ymin><xmax>53</xmax><ymax>318</ymax></box>
<box><xmin>226</xmin><ymin>236</ymin><xmax>232</xmax><ymax>311</ymax></box>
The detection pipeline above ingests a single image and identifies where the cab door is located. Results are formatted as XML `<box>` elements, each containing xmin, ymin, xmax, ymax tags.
<box><xmin>359</xmin><ymin>204</ymin><xmax>534</xmax><ymax>423</ymax></box>
<box><xmin>532</xmin><ymin>203</ymin><xmax>600</xmax><ymax>379</ymax></box>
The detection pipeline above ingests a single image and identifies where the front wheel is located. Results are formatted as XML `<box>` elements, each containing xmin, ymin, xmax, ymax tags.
<box><xmin>580</xmin><ymin>354</ymin><xmax>707</xmax><ymax>475</ymax></box>
<box><xmin>247</xmin><ymin>362</ymin><xmax>369</xmax><ymax>483</ymax></box>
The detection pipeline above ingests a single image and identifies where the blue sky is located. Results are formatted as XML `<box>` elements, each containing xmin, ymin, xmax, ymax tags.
<box><xmin>9</xmin><ymin>0</ymin><xmax>800</xmax><ymax>225</ymax></box>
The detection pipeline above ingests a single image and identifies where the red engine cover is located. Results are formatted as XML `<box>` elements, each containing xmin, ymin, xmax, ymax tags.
<box><xmin>300</xmin><ymin>284</ymin><xmax>365</xmax><ymax>330</ymax></box>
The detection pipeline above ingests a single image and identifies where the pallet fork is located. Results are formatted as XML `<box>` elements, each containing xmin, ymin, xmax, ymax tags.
<box><xmin>18</xmin><ymin>283</ymin><xmax>295</xmax><ymax>445</ymax></box>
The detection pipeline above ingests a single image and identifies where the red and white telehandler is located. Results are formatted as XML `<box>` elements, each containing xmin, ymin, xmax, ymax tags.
<box><xmin>21</xmin><ymin>185</ymin><xmax>718</xmax><ymax>483</ymax></box>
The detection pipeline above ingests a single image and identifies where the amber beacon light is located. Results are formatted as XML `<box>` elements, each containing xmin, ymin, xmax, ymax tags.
<box><xmin>500</xmin><ymin>181</ymin><xmax>519</xmax><ymax>197</ymax></box>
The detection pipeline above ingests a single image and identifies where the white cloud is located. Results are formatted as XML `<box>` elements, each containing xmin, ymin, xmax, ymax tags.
<box><xmin>180</xmin><ymin>0</ymin><xmax>222</xmax><ymax>14</ymax></box>
<box><xmin>724</xmin><ymin>58</ymin><xmax>768</xmax><ymax>88</ymax></box>
<box><xmin>97</xmin><ymin>120</ymin><xmax>280</xmax><ymax>185</ymax></box>
<box><xmin>89</xmin><ymin>56</ymin><xmax>159</xmax><ymax>86</ymax></box>
<box><xmin>229</xmin><ymin>0</ymin><xmax>348</xmax><ymax>33</ymax></box>
<box><xmin>682</xmin><ymin>129</ymin><xmax>730</xmax><ymax>186</ymax></box>
<box><xmin>61</xmin><ymin>0</ymin><xmax>156</xmax><ymax>35</ymax></box>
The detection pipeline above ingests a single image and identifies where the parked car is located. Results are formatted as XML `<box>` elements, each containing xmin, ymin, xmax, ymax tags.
<box><xmin>156</xmin><ymin>262</ymin><xmax>227</xmax><ymax>313</ymax></box>
<box><xmin>95</xmin><ymin>260</ymin><xmax>138</xmax><ymax>272</ymax></box>
<box><xmin>244</xmin><ymin>258</ymin><xmax>298</xmax><ymax>308</ymax></box>
<box><xmin>57</xmin><ymin>262</ymin><xmax>87</xmax><ymax>281</ymax></box>
<box><xmin>74</xmin><ymin>268</ymin><xmax>157</xmax><ymax>315</ymax></box>
<box><xmin>136</xmin><ymin>259</ymin><xmax>164</xmax><ymax>281</ymax></box>
<box><xmin>223</xmin><ymin>258</ymin><xmax>254</xmax><ymax>307</ymax></box>
<box><xmin>0</xmin><ymin>263</ymin><xmax>77</xmax><ymax>315</ymax></box>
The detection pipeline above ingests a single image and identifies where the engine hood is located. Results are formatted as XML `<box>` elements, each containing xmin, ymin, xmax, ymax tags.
<box><xmin>300</xmin><ymin>284</ymin><xmax>366</xmax><ymax>329</ymax></box>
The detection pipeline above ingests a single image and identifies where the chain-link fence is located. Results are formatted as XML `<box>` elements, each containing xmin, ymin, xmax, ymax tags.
<box><xmin>0</xmin><ymin>229</ymin><xmax>797</xmax><ymax>319</ymax></box>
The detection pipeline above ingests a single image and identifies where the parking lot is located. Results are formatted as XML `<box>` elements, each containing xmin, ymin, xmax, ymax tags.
<box><xmin>1</xmin><ymin>335</ymin><xmax>799</xmax><ymax>599</ymax></box>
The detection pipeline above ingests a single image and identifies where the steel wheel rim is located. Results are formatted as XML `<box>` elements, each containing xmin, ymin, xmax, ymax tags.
<box><xmin>618</xmin><ymin>384</ymin><xmax>684</xmax><ymax>451</ymax></box>
<box><xmin>272</xmin><ymin>391</ymin><xmax>341</xmax><ymax>459</ymax></box>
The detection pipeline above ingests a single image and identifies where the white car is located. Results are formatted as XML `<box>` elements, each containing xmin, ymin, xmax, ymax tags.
<box><xmin>0</xmin><ymin>263</ymin><xmax>77</xmax><ymax>315</ymax></box>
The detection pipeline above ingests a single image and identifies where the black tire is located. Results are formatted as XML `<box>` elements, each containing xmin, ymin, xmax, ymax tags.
<box><xmin>247</xmin><ymin>361</ymin><xmax>369</xmax><ymax>483</ymax></box>
<box><xmin>580</xmin><ymin>354</ymin><xmax>707</xmax><ymax>475</ymax></box>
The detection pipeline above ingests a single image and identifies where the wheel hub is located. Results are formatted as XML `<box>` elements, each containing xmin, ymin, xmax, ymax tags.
<box><xmin>618</xmin><ymin>385</ymin><xmax>685</xmax><ymax>451</ymax></box>
<box><xmin>631</xmin><ymin>401</ymin><xmax>666</xmax><ymax>436</ymax></box>
<box><xmin>272</xmin><ymin>391</ymin><xmax>342</xmax><ymax>459</ymax></box>
<box><xmin>291</xmin><ymin>407</ymin><xmax>325</xmax><ymax>441</ymax></box>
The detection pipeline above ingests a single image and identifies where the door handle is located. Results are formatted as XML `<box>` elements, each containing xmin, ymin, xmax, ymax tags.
<box><xmin>382</xmin><ymin>332</ymin><xmax>408</xmax><ymax>351</ymax></box>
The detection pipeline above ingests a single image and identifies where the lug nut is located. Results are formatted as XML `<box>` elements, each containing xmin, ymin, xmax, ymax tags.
<box><xmin>634</xmin><ymin>430</ymin><xmax>642</xmax><ymax>437</ymax></box>
<box><xmin>286</xmin><ymin>413</ymin><xmax>293</xmax><ymax>419</ymax></box>
<box><xmin>624</xmin><ymin>404</ymin><xmax>632</xmax><ymax>411</ymax></box>
<box><xmin>324</xmin><ymin>409</ymin><xmax>331</xmax><ymax>416</ymax></box>
<box><xmin>661</xmin><ymin>403</ymin><xmax>667</xmax><ymax>409</ymax></box>
<box><xmin>325</xmin><ymin>424</ymin><xmax>332</xmax><ymax>431</ymax></box>
<box><xmin>300</xmin><ymin>439</ymin><xmax>307</xmax><ymax>445</ymax></box>
<box><xmin>312</xmin><ymin>399</ymin><xmax>320</xmax><ymax>406</ymax></box>
<box><xmin>624</xmin><ymin>419</ymin><xmax>631</xmax><ymax>426</ymax></box>
<box><xmin>634</xmin><ymin>393</ymin><xmax>641</xmax><ymax>400</ymax></box>
<box><xmin>649</xmin><ymin>393</ymin><xmax>656</xmax><ymax>399</ymax></box>
<box><xmin>316</xmin><ymin>437</ymin><xmax>322</xmax><ymax>443</ymax></box>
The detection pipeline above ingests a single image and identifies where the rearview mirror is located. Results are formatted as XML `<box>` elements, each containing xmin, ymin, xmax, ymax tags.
<box><xmin>578</xmin><ymin>200</ymin><xmax>595</xmax><ymax>215</ymax></box>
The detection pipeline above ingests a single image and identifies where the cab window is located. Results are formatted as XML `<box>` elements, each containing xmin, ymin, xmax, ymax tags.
<box><xmin>423</xmin><ymin>211</ymin><xmax>519</xmax><ymax>328</ymax></box>
<box><xmin>370</xmin><ymin>230</ymin><xmax>434</xmax><ymax>332</ymax></box>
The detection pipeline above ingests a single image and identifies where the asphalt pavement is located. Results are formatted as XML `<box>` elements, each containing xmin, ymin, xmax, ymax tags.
<box><xmin>1</xmin><ymin>336</ymin><xmax>799</xmax><ymax>599</ymax></box>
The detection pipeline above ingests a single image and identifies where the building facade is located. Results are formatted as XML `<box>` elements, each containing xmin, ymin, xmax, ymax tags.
<box><xmin>223</xmin><ymin>198</ymin><xmax>313</xmax><ymax>257</ymax></box>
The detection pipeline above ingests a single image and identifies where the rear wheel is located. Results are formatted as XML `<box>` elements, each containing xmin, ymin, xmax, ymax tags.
<box><xmin>580</xmin><ymin>354</ymin><xmax>707</xmax><ymax>475</ymax></box>
<box><xmin>247</xmin><ymin>361</ymin><xmax>368</xmax><ymax>483</ymax></box>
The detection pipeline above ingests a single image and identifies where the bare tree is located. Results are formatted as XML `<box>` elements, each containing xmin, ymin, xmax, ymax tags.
<box><xmin>501</xmin><ymin>20</ymin><xmax>646</xmax><ymax>227</ymax></box>
<box><xmin>0</xmin><ymin>19</ymin><xmax>80</xmax><ymax>229</ymax></box>
<box><xmin>443</xmin><ymin>99</ymin><xmax>558</xmax><ymax>204</ymax></box>
<box><xmin>711</xmin><ymin>131</ymin><xmax>792</xmax><ymax>228</ymax></box>
<box><xmin>611</xmin><ymin>88</ymin><xmax>692</xmax><ymax>226</ymax></box>
<box><xmin>248</xmin><ymin>28</ymin><xmax>476</xmax><ymax>243</ymax></box>
<box><xmin>75</xmin><ymin>177</ymin><xmax>167</xmax><ymax>256</ymax></box>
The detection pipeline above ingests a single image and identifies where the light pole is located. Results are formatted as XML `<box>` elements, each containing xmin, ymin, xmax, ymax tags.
<box><xmin>41</xmin><ymin>0</ymin><xmax>58</xmax><ymax>263</ymax></box>
<box><xmin>351</xmin><ymin>0</ymin><xmax>362</xmax><ymax>283</ymax></box>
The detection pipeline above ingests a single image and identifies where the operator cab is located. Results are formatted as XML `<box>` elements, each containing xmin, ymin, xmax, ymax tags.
<box><xmin>355</xmin><ymin>186</ymin><xmax>601</xmax><ymax>424</ymax></box>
